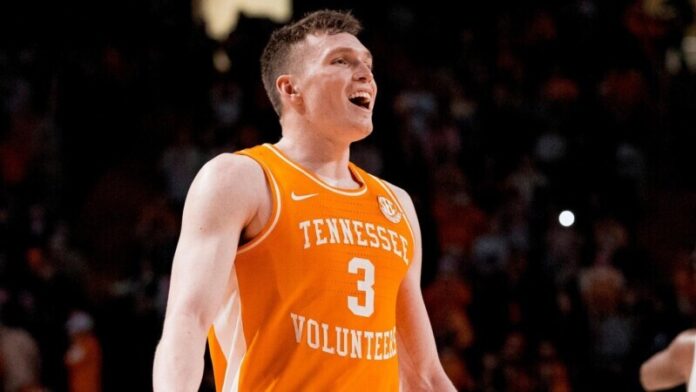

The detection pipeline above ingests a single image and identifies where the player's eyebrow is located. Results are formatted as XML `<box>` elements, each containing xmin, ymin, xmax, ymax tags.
<box><xmin>325</xmin><ymin>47</ymin><xmax>373</xmax><ymax>66</ymax></box>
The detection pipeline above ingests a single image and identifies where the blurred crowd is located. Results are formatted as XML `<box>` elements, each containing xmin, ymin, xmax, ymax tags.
<box><xmin>1</xmin><ymin>0</ymin><xmax>696</xmax><ymax>391</ymax></box>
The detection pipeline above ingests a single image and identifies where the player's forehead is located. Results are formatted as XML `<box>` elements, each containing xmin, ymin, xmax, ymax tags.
<box><xmin>301</xmin><ymin>32</ymin><xmax>372</xmax><ymax>62</ymax></box>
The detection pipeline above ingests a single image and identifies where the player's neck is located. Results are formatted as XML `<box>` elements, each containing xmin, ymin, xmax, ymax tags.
<box><xmin>274</xmin><ymin>135</ymin><xmax>358</xmax><ymax>189</ymax></box>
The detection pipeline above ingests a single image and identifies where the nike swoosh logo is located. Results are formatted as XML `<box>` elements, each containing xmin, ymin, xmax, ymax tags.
<box><xmin>291</xmin><ymin>192</ymin><xmax>319</xmax><ymax>201</ymax></box>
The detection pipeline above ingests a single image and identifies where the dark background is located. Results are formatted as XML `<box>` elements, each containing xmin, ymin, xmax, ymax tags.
<box><xmin>1</xmin><ymin>0</ymin><xmax>696</xmax><ymax>390</ymax></box>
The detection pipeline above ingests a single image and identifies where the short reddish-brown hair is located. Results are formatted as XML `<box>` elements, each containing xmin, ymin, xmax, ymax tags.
<box><xmin>260</xmin><ymin>10</ymin><xmax>362</xmax><ymax>116</ymax></box>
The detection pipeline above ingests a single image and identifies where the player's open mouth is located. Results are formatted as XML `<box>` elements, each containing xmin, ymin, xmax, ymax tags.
<box><xmin>348</xmin><ymin>91</ymin><xmax>371</xmax><ymax>110</ymax></box>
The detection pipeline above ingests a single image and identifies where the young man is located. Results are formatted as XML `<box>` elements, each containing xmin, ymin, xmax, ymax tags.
<box><xmin>153</xmin><ymin>10</ymin><xmax>455</xmax><ymax>391</ymax></box>
<box><xmin>640</xmin><ymin>329</ymin><xmax>696</xmax><ymax>392</ymax></box>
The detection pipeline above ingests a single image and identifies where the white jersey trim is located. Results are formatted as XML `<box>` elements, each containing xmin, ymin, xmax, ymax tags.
<box><xmin>225</xmin><ymin>353</ymin><xmax>244</xmax><ymax>392</ymax></box>
<box><xmin>213</xmin><ymin>269</ymin><xmax>246</xmax><ymax>392</ymax></box>
<box><xmin>264</xmin><ymin>144</ymin><xmax>368</xmax><ymax>197</ymax></box>
<box><xmin>237</xmin><ymin>160</ymin><xmax>282</xmax><ymax>255</ymax></box>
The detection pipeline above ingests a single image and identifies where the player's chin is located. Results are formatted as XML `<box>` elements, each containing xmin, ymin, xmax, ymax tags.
<box><xmin>344</xmin><ymin>127</ymin><xmax>372</xmax><ymax>143</ymax></box>
<box><xmin>350</xmin><ymin>122</ymin><xmax>374</xmax><ymax>141</ymax></box>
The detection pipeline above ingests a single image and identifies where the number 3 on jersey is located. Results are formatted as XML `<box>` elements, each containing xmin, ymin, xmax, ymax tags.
<box><xmin>347</xmin><ymin>257</ymin><xmax>375</xmax><ymax>317</ymax></box>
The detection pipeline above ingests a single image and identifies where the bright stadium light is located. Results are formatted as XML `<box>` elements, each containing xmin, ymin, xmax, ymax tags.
<box><xmin>194</xmin><ymin>0</ymin><xmax>292</xmax><ymax>41</ymax></box>
<box><xmin>559</xmin><ymin>210</ymin><xmax>575</xmax><ymax>227</ymax></box>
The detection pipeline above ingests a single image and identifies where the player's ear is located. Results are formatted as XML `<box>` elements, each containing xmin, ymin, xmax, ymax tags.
<box><xmin>276</xmin><ymin>75</ymin><xmax>302</xmax><ymax>113</ymax></box>
<box><xmin>277</xmin><ymin>75</ymin><xmax>300</xmax><ymax>98</ymax></box>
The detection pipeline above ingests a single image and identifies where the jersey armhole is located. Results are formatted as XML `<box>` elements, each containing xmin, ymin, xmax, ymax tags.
<box><xmin>236</xmin><ymin>152</ymin><xmax>282</xmax><ymax>255</ymax></box>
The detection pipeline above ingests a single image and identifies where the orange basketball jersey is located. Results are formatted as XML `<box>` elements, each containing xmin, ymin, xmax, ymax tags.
<box><xmin>207</xmin><ymin>144</ymin><xmax>414</xmax><ymax>391</ymax></box>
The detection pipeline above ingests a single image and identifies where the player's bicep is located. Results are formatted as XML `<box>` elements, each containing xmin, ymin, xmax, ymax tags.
<box><xmin>164</xmin><ymin>154</ymin><xmax>262</xmax><ymax>328</ymax></box>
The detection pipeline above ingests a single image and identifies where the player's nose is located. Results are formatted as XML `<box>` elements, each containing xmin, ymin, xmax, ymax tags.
<box><xmin>353</xmin><ymin>62</ymin><xmax>373</xmax><ymax>83</ymax></box>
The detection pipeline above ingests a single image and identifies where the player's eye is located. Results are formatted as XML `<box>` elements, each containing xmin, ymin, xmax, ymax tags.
<box><xmin>332</xmin><ymin>58</ymin><xmax>348</xmax><ymax>65</ymax></box>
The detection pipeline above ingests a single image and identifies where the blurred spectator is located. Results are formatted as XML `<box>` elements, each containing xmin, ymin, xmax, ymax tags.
<box><xmin>671</xmin><ymin>247</ymin><xmax>696</xmax><ymax>317</ymax></box>
<box><xmin>431</xmin><ymin>163</ymin><xmax>487</xmax><ymax>254</ymax></box>
<box><xmin>351</xmin><ymin>140</ymin><xmax>384</xmax><ymax>176</ymax></box>
<box><xmin>159</xmin><ymin>126</ymin><xmax>205</xmax><ymax>206</ymax></box>
<box><xmin>542</xmin><ymin>75</ymin><xmax>580</xmax><ymax>105</ymax></box>
<box><xmin>0</xmin><ymin>111</ymin><xmax>39</xmax><ymax>188</ymax></box>
<box><xmin>393</xmin><ymin>83</ymin><xmax>438</xmax><ymax>146</ymax></box>
<box><xmin>210</xmin><ymin>77</ymin><xmax>243</xmax><ymax>130</ymax></box>
<box><xmin>135</xmin><ymin>197</ymin><xmax>178</xmax><ymax>276</ymax></box>
<box><xmin>424</xmin><ymin>250</ymin><xmax>475</xmax><ymax>352</ymax></box>
<box><xmin>624</xmin><ymin>0</ymin><xmax>676</xmax><ymax>61</ymax></box>
<box><xmin>21</xmin><ymin>246</ymin><xmax>72</xmax><ymax>390</ymax></box>
<box><xmin>537</xmin><ymin>340</ymin><xmax>571</xmax><ymax>392</ymax></box>
<box><xmin>471</xmin><ymin>216</ymin><xmax>510</xmax><ymax>276</ymax></box>
<box><xmin>504</xmin><ymin>155</ymin><xmax>547</xmax><ymax>208</ymax></box>
<box><xmin>439</xmin><ymin>347</ymin><xmax>475</xmax><ymax>391</ymax></box>
<box><xmin>483</xmin><ymin>331</ymin><xmax>539</xmax><ymax>392</ymax></box>
<box><xmin>64</xmin><ymin>311</ymin><xmax>101</xmax><ymax>392</ymax></box>
<box><xmin>592</xmin><ymin>218</ymin><xmax>629</xmax><ymax>267</ymax></box>
<box><xmin>534</xmin><ymin>130</ymin><xmax>567</xmax><ymax>167</ymax></box>
<box><xmin>544</xmin><ymin>223</ymin><xmax>584</xmax><ymax>288</ymax></box>
<box><xmin>599</xmin><ymin>68</ymin><xmax>649</xmax><ymax>121</ymax></box>
<box><xmin>0</xmin><ymin>321</ymin><xmax>42</xmax><ymax>392</ymax></box>
<box><xmin>1</xmin><ymin>1</ymin><xmax>694</xmax><ymax>390</ymax></box>
<box><xmin>579</xmin><ymin>261</ymin><xmax>635</xmax><ymax>384</ymax></box>
<box><xmin>579</xmin><ymin>264</ymin><xmax>626</xmax><ymax>319</ymax></box>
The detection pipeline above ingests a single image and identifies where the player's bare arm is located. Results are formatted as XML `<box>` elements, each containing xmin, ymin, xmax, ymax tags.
<box><xmin>152</xmin><ymin>153</ymin><xmax>270</xmax><ymax>391</ymax></box>
<box><xmin>640</xmin><ymin>329</ymin><xmax>696</xmax><ymax>391</ymax></box>
<box><xmin>388</xmin><ymin>184</ymin><xmax>456</xmax><ymax>391</ymax></box>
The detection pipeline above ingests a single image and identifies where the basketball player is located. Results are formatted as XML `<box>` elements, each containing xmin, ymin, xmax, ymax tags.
<box><xmin>152</xmin><ymin>9</ymin><xmax>456</xmax><ymax>391</ymax></box>
<box><xmin>640</xmin><ymin>329</ymin><xmax>696</xmax><ymax>391</ymax></box>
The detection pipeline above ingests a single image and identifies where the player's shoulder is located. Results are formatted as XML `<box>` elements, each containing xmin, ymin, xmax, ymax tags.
<box><xmin>376</xmin><ymin>179</ymin><xmax>421</xmax><ymax>234</ymax></box>
<box><xmin>673</xmin><ymin>329</ymin><xmax>696</xmax><ymax>347</ymax></box>
<box><xmin>670</xmin><ymin>329</ymin><xmax>696</xmax><ymax>375</ymax></box>
<box><xmin>379</xmin><ymin>179</ymin><xmax>414</xmax><ymax>211</ymax></box>
<box><xmin>197</xmin><ymin>152</ymin><xmax>265</xmax><ymax>189</ymax></box>
<box><xmin>202</xmin><ymin>152</ymin><xmax>263</xmax><ymax>175</ymax></box>
<box><xmin>186</xmin><ymin>152</ymin><xmax>267</xmax><ymax>211</ymax></box>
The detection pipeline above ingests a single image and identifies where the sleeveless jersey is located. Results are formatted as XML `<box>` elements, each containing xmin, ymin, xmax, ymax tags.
<box><xmin>207</xmin><ymin>144</ymin><xmax>414</xmax><ymax>391</ymax></box>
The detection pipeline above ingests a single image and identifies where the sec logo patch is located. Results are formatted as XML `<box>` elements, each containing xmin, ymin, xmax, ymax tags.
<box><xmin>378</xmin><ymin>196</ymin><xmax>402</xmax><ymax>224</ymax></box>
